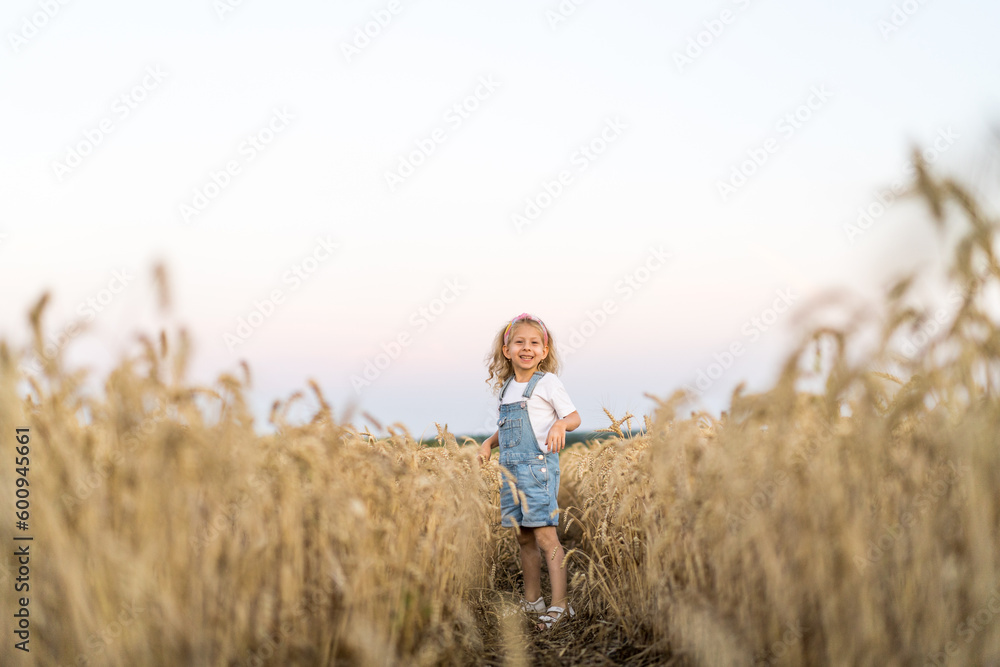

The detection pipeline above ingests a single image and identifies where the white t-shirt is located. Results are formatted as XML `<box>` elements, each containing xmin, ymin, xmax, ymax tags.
<box><xmin>491</xmin><ymin>373</ymin><xmax>577</xmax><ymax>453</ymax></box>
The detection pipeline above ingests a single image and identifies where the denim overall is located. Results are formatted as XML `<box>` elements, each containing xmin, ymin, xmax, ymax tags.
<box><xmin>497</xmin><ymin>371</ymin><xmax>561</xmax><ymax>527</ymax></box>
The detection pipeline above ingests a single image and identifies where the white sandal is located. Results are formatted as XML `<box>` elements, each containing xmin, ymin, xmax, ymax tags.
<box><xmin>519</xmin><ymin>596</ymin><xmax>546</xmax><ymax>614</ymax></box>
<box><xmin>537</xmin><ymin>604</ymin><xmax>575</xmax><ymax>630</ymax></box>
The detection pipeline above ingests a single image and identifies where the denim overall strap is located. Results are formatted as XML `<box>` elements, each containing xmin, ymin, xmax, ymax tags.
<box><xmin>522</xmin><ymin>371</ymin><xmax>545</xmax><ymax>398</ymax></box>
<box><xmin>498</xmin><ymin>376</ymin><xmax>514</xmax><ymax>411</ymax></box>
<box><xmin>497</xmin><ymin>372</ymin><xmax>544</xmax><ymax>409</ymax></box>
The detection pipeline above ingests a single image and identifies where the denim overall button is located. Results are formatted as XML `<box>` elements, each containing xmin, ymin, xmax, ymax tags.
<box><xmin>537</xmin><ymin>454</ymin><xmax>543</xmax><ymax>460</ymax></box>
<box><xmin>540</xmin><ymin>468</ymin><xmax>546</xmax><ymax>473</ymax></box>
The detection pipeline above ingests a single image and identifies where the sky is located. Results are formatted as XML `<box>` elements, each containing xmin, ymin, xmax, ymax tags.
<box><xmin>1</xmin><ymin>0</ymin><xmax>999</xmax><ymax>437</ymax></box>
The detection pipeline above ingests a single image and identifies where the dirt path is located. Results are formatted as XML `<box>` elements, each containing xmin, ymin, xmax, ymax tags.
<box><xmin>475</xmin><ymin>532</ymin><xmax>674</xmax><ymax>666</ymax></box>
<box><xmin>476</xmin><ymin>612</ymin><xmax>672</xmax><ymax>666</ymax></box>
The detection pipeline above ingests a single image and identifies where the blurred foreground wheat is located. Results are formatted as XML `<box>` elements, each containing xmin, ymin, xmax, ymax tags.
<box><xmin>1</xmin><ymin>156</ymin><xmax>999</xmax><ymax>666</ymax></box>
<box><xmin>558</xmin><ymin>156</ymin><xmax>1000</xmax><ymax>666</ymax></box>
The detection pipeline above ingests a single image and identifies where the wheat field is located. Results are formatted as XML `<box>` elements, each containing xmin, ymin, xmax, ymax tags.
<box><xmin>2</xmin><ymin>158</ymin><xmax>999</xmax><ymax>666</ymax></box>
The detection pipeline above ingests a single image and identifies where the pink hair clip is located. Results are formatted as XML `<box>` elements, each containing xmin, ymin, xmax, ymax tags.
<box><xmin>503</xmin><ymin>313</ymin><xmax>548</xmax><ymax>345</ymax></box>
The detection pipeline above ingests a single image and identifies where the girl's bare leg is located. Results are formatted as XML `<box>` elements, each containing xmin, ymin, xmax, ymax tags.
<box><xmin>516</xmin><ymin>527</ymin><xmax>542</xmax><ymax>602</ymax></box>
<box><xmin>533</xmin><ymin>526</ymin><xmax>566</xmax><ymax>609</ymax></box>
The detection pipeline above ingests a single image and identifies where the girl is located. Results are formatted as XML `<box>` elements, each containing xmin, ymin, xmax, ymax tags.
<box><xmin>479</xmin><ymin>313</ymin><xmax>581</xmax><ymax>630</ymax></box>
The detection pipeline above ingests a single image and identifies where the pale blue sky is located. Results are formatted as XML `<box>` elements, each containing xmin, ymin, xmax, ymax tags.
<box><xmin>2</xmin><ymin>0</ymin><xmax>998</xmax><ymax>435</ymax></box>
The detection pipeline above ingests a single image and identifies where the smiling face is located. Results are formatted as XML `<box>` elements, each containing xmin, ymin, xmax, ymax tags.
<box><xmin>502</xmin><ymin>322</ymin><xmax>549</xmax><ymax>378</ymax></box>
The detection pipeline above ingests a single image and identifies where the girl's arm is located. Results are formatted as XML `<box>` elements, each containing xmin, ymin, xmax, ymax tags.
<box><xmin>545</xmin><ymin>411</ymin><xmax>581</xmax><ymax>453</ymax></box>
<box><xmin>478</xmin><ymin>430</ymin><xmax>498</xmax><ymax>465</ymax></box>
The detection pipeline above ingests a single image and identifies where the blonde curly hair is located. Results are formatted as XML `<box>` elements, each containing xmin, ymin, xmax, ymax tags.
<box><xmin>485</xmin><ymin>315</ymin><xmax>560</xmax><ymax>392</ymax></box>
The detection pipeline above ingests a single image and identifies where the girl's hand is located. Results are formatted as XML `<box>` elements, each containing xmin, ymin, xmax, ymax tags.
<box><xmin>478</xmin><ymin>431</ymin><xmax>499</xmax><ymax>466</ymax></box>
<box><xmin>477</xmin><ymin>441</ymin><xmax>492</xmax><ymax>466</ymax></box>
<box><xmin>545</xmin><ymin>412</ymin><xmax>580</xmax><ymax>453</ymax></box>
<box><xmin>545</xmin><ymin>421</ymin><xmax>568</xmax><ymax>453</ymax></box>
